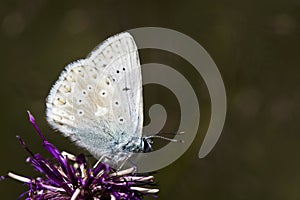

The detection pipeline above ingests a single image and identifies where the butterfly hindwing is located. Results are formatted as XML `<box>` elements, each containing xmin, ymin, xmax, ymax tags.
<box><xmin>46</xmin><ymin>32</ymin><xmax>143</xmax><ymax>162</ymax></box>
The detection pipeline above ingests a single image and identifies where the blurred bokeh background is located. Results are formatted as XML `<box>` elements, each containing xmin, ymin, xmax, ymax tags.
<box><xmin>0</xmin><ymin>0</ymin><xmax>299</xmax><ymax>199</ymax></box>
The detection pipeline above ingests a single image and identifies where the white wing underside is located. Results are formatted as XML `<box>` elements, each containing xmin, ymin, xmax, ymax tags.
<box><xmin>46</xmin><ymin>32</ymin><xmax>143</xmax><ymax>163</ymax></box>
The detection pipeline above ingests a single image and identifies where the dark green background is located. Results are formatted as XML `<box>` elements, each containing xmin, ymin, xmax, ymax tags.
<box><xmin>0</xmin><ymin>0</ymin><xmax>299</xmax><ymax>199</ymax></box>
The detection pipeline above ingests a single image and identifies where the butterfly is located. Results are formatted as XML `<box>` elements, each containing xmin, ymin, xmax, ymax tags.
<box><xmin>46</xmin><ymin>32</ymin><xmax>152</xmax><ymax>167</ymax></box>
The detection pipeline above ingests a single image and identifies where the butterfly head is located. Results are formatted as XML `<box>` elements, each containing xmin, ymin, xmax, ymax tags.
<box><xmin>142</xmin><ymin>137</ymin><xmax>153</xmax><ymax>153</ymax></box>
<box><xmin>122</xmin><ymin>137</ymin><xmax>153</xmax><ymax>153</ymax></box>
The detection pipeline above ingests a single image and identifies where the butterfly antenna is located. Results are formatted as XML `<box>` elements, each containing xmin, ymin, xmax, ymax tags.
<box><xmin>146</xmin><ymin>135</ymin><xmax>184</xmax><ymax>143</ymax></box>
<box><xmin>158</xmin><ymin>131</ymin><xmax>185</xmax><ymax>136</ymax></box>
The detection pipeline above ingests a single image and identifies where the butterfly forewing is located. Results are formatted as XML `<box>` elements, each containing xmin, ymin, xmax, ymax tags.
<box><xmin>46</xmin><ymin>32</ymin><xmax>143</xmax><ymax>162</ymax></box>
<box><xmin>87</xmin><ymin>32</ymin><xmax>143</xmax><ymax>139</ymax></box>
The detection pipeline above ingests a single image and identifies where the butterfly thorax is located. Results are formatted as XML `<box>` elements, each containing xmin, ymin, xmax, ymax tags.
<box><xmin>100</xmin><ymin>136</ymin><xmax>152</xmax><ymax>166</ymax></box>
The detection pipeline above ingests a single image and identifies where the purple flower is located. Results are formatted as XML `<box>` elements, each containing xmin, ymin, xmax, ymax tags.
<box><xmin>1</xmin><ymin>112</ymin><xmax>159</xmax><ymax>200</ymax></box>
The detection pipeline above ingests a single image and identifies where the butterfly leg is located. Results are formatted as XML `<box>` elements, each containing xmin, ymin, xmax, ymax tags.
<box><xmin>127</xmin><ymin>158</ymin><xmax>138</xmax><ymax>173</ymax></box>
<box><xmin>93</xmin><ymin>155</ymin><xmax>110</xmax><ymax>169</ymax></box>
<box><xmin>117</xmin><ymin>154</ymin><xmax>132</xmax><ymax>171</ymax></box>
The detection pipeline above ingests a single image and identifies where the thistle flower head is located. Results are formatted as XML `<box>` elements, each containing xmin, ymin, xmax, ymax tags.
<box><xmin>1</xmin><ymin>112</ymin><xmax>158</xmax><ymax>200</ymax></box>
